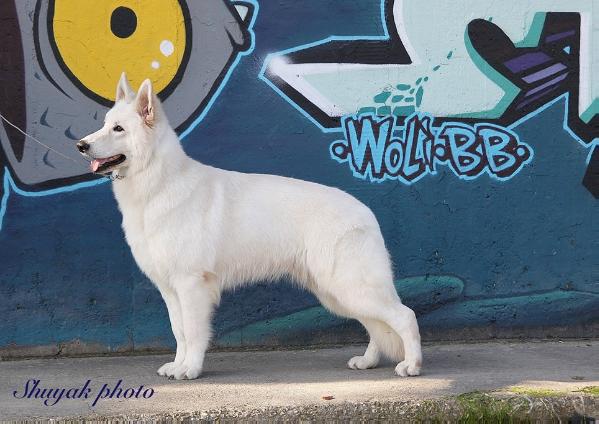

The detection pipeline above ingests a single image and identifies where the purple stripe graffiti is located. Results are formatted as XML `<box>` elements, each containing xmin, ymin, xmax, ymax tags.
<box><xmin>522</xmin><ymin>63</ymin><xmax>568</xmax><ymax>84</ymax></box>
<box><xmin>504</xmin><ymin>52</ymin><xmax>552</xmax><ymax>73</ymax></box>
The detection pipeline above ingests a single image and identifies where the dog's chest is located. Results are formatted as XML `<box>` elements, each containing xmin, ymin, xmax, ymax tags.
<box><xmin>118</xmin><ymin>196</ymin><xmax>173</xmax><ymax>284</ymax></box>
<box><xmin>114</xmin><ymin>177</ymin><xmax>216</xmax><ymax>285</ymax></box>
<box><xmin>119</xmin><ymin>212</ymin><xmax>153</xmax><ymax>279</ymax></box>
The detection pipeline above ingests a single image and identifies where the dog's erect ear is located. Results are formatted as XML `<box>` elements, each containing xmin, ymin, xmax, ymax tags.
<box><xmin>135</xmin><ymin>79</ymin><xmax>155</xmax><ymax>127</ymax></box>
<box><xmin>115</xmin><ymin>72</ymin><xmax>134</xmax><ymax>103</ymax></box>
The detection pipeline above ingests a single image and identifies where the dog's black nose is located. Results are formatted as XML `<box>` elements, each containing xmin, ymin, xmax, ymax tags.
<box><xmin>77</xmin><ymin>140</ymin><xmax>90</xmax><ymax>153</ymax></box>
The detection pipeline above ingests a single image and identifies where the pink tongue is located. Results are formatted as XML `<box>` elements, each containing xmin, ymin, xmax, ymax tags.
<box><xmin>91</xmin><ymin>158</ymin><xmax>112</xmax><ymax>173</ymax></box>
<box><xmin>91</xmin><ymin>159</ymin><xmax>101</xmax><ymax>172</ymax></box>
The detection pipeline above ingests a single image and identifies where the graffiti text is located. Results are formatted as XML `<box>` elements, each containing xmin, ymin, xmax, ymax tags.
<box><xmin>330</xmin><ymin>114</ymin><xmax>533</xmax><ymax>183</ymax></box>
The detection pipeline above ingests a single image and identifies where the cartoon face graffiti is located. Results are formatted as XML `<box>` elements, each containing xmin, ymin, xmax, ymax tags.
<box><xmin>0</xmin><ymin>0</ymin><xmax>255</xmax><ymax>190</ymax></box>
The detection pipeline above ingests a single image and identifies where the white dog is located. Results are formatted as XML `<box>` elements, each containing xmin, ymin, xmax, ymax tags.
<box><xmin>77</xmin><ymin>74</ymin><xmax>422</xmax><ymax>380</ymax></box>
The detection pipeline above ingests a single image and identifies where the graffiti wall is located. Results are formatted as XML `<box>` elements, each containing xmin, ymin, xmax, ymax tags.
<box><xmin>0</xmin><ymin>0</ymin><xmax>597</xmax><ymax>356</ymax></box>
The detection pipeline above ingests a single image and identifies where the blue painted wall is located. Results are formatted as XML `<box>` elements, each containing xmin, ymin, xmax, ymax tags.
<box><xmin>0</xmin><ymin>0</ymin><xmax>597</xmax><ymax>356</ymax></box>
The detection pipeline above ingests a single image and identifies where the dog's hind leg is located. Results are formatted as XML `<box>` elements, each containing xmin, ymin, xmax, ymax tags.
<box><xmin>347</xmin><ymin>319</ymin><xmax>382</xmax><ymax>370</ymax></box>
<box><xmin>310</xmin><ymin>290</ymin><xmax>382</xmax><ymax>370</ymax></box>
<box><xmin>347</xmin><ymin>317</ymin><xmax>410</xmax><ymax>370</ymax></box>
<box><xmin>333</xmin><ymin>288</ymin><xmax>421</xmax><ymax>376</ymax></box>
<box><xmin>311</xmin><ymin>287</ymin><xmax>401</xmax><ymax>371</ymax></box>
<box><xmin>311</xmin><ymin>228</ymin><xmax>422</xmax><ymax>376</ymax></box>
<box><xmin>380</xmin><ymin>303</ymin><xmax>422</xmax><ymax>376</ymax></box>
<box><xmin>156</xmin><ymin>285</ymin><xmax>186</xmax><ymax>378</ymax></box>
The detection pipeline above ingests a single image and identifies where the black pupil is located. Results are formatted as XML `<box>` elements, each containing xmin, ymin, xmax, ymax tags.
<box><xmin>114</xmin><ymin>126</ymin><xmax>123</xmax><ymax>131</ymax></box>
<box><xmin>111</xmin><ymin>7</ymin><xmax>137</xmax><ymax>39</ymax></box>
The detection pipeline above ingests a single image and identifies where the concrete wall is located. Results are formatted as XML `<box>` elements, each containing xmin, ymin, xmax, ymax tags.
<box><xmin>0</xmin><ymin>0</ymin><xmax>597</xmax><ymax>357</ymax></box>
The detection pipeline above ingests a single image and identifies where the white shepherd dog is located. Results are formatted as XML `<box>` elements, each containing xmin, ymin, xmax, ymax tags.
<box><xmin>77</xmin><ymin>74</ymin><xmax>423</xmax><ymax>380</ymax></box>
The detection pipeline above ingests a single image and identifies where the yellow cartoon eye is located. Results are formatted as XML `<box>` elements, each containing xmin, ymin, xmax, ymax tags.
<box><xmin>50</xmin><ymin>0</ymin><xmax>189</xmax><ymax>102</ymax></box>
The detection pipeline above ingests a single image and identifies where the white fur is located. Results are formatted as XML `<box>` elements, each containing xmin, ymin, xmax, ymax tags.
<box><xmin>79</xmin><ymin>74</ymin><xmax>423</xmax><ymax>380</ymax></box>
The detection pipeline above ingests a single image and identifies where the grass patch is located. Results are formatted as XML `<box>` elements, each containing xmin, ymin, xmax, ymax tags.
<box><xmin>409</xmin><ymin>389</ymin><xmax>597</xmax><ymax>422</ymax></box>
<box><xmin>507</xmin><ymin>386</ymin><xmax>566</xmax><ymax>397</ymax></box>
<box><xmin>456</xmin><ymin>392</ymin><xmax>519</xmax><ymax>423</ymax></box>
<box><xmin>576</xmin><ymin>386</ymin><xmax>599</xmax><ymax>396</ymax></box>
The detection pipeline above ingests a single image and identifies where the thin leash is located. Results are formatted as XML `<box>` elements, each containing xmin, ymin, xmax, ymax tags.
<box><xmin>0</xmin><ymin>112</ymin><xmax>89</xmax><ymax>170</ymax></box>
<box><xmin>0</xmin><ymin>112</ymin><xmax>123</xmax><ymax>180</ymax></box>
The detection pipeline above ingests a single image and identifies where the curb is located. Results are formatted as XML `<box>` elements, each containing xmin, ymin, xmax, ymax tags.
<box><xmin>19</xmin><ymin>393</ymin><xmax>598</xmax><ymax>423</ymax></box>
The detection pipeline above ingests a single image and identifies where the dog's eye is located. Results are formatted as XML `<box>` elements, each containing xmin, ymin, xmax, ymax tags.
<box><xmin>113</xmin><ymin>125</ymin><xmax>124</xmax><ymax>132</ymax></box>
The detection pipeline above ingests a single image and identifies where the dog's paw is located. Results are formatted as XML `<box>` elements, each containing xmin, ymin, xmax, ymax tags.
<box><xmin>347</xmin><ymin>355</ymin><xmax>378</xmax><ymax>370</ymax></box>
<box><xmin>172</xmin><ymin>362</ymin><xmax>203</xmax><ymax>380</ymax></box>
<box><xmin>394</xmin><ymin>360</ymin><xmax>421</xmax><ymax>377</ymax></box>
<box><xmin>157</xmin><ymin>361</ymin><xmax>178</xmax><ymax>377</ymax></box>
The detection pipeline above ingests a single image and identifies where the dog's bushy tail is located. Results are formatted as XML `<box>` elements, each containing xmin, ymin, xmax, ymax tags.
<box><xmin>362</xmin><ymin>318</ymin><xmax>404</xmax><ymax>362</ymax></box>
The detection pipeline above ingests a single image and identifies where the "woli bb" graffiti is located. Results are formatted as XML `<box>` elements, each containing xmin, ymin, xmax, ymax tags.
<box><xmin>330</xmin><ymin>114</ymin><xmax>533</xmax><ymax>184</ymax></box>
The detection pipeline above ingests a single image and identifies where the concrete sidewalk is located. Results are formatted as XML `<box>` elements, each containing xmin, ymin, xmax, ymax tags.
<box><xmin>1</xmin><ymin>341</ymin><xmax>598</xmax><ymax>421</ymax></box>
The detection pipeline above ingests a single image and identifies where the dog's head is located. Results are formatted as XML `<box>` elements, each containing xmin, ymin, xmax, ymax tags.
<box><xmin>77</xmin><ymin>73</ymin><xmax>163</xmax><ymax>176</ymax></box>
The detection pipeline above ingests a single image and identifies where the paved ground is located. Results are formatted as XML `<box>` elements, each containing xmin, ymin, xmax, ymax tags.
<box><xmin>0</xmin><ymin>341</ymin><xmax>597</xmax><ymax>421</ymax></box>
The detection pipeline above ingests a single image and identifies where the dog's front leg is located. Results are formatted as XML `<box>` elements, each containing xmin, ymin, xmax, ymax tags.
<box><xmin>171</xmin><ymin>274</ymin><xmax>215</xmax><ymax>380</ymax></box>
<box><xmin>156</xmin><ymin>285</ymin><xmax>186</xmax><ymax>378</ymax></box>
